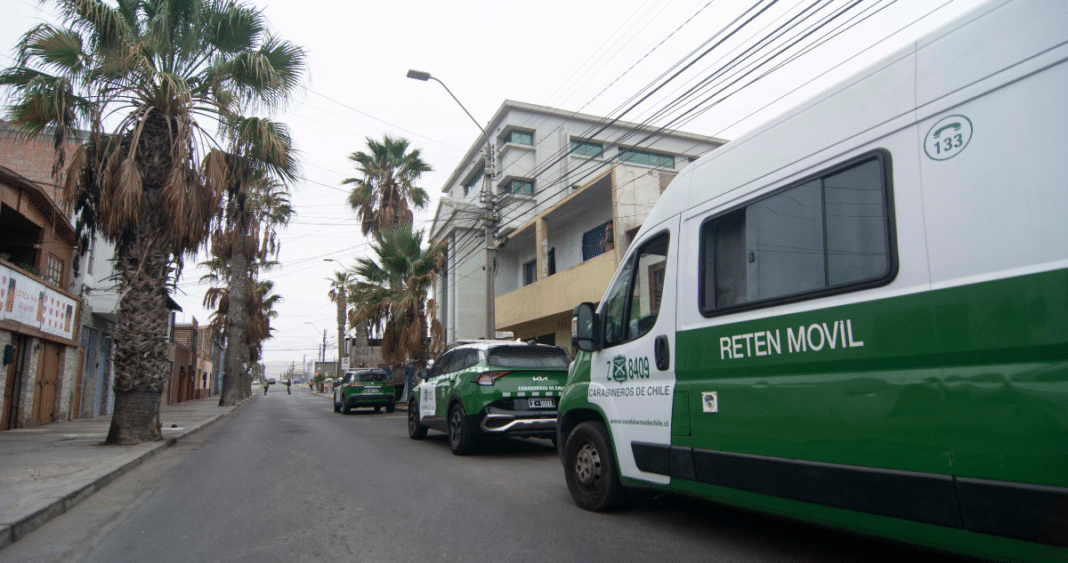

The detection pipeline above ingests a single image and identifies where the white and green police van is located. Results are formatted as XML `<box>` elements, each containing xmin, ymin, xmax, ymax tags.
<box><xmin>560</xmin><ymin>0</ymin><xmax>1067</xmax><ymax>560</ymax></box>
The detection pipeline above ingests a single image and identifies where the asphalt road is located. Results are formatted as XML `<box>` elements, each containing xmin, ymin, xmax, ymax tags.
<box><xmin>1</xmin><ymin>388</ymin><xmax>973</xmax><ymax>563</ymax></box>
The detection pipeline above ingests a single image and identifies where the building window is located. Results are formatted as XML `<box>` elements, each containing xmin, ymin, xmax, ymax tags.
<box><xmin>570</xmin><ymin>139</ymin><xmax>603</xmax><ymax>158</ymax></box>
<box><xmin>547</xmin><ymin>247</ymin><xmax>556</xmax><ymax>276</ymax></box>
<box><xmin>523</xmin><ymin>260</ymin><xmax>536</xmax><ymax>286</ymax></box>
<box><xmin>507</xmin><ymin>130</ymin><xmax>533</xmax><ymax>146</ymax></box>
<box><xmin>700</xmin><ymin>152</ymin><xmax>893</xmax><ymax>315</ymax></box>
<box><xmin>581</xmin><ymin>221</ymin><xmax>614</xmax><ymax>261</ymax></box>
<box><xmin>501</xmin><ymin>179</ymin><xmax>533</xmax><ymax>195</ymax></box>
<box><xmin>463</xmin><ymin>165</ymin><xmax>484</xmax><ymax>197</ymax></box>
<box><xmin>86</xmin><ymin>238</ymin><xmax>95</xmax><ymax>276</ymax></box>
<box><xmin>619</xmin><ymin>148</ymin><xmax>674</xmax><ymax>168</ymax></box>
<box><xmin>45</xmin><ymin>254</ymin><xmax>62</xmax><ymax>286</ymax></box>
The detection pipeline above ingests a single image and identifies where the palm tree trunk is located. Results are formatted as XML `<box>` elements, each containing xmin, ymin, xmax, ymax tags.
<box><xmin>105</xmin><ymin>234</ymin><xmax>170</xmax><ymax>444</ymax></box>
<box><xmin>219</xmin><ymin>251</ymin><xmax>250</xmax><ymax>406</ymax></box>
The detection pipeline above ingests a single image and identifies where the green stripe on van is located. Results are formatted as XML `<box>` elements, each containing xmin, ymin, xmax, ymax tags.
<box><xmin>674</xmin><ymin>268</ymin><xmax>1068</xmax><ymax>486</ymax></box>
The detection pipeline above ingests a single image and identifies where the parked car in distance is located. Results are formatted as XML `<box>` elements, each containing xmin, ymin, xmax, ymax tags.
<box><xmin>408</xmin><ymin>341</ymin><xmax>571</xmax><ymax>455</ymax></box>
<box><xmin>334</xmin><ymin>369</ymin><xmax>395</xmax><ymax>414</ymax></box>
<box><xmin>267</xmin><ymin>378</ymin><xmax>277</xmax><ymax>384</ymax></box>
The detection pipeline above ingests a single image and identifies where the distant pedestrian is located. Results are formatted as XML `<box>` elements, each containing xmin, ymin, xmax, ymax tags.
<box><xmin>263</xmin><ymin>380</ymin><xmax>269</xmax><ymax>395</ymax></box>
<box><xmin>309</xmin><ymin>382</ymin><xmax>313</xmax><ymax>392</ymax></box>
<box><xmin>286</xmin><ymin>379</ymin><xmax>291</xmax><ymax>394</ymax></box>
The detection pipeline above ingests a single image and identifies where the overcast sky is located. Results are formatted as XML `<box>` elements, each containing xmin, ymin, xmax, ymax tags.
<box><xmin>2</xmin><ymin>0</ymin><xmax>987</xmax><ymax>375</ymax></box>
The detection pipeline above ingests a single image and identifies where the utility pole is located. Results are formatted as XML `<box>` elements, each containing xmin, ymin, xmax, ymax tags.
<box><xmin>322</xmin><ymin>329</ymin><xmax>327</xmax><ymax>376</ymax></box>
<box><xmin>407</xmin><ymin>69</ymin><xmax>496</xmax><ymax>339</ymax></box>
<box><xmin>481</xmin><ymin>143</ymin><xmax>496</xmax><ymax>339</ymax></box>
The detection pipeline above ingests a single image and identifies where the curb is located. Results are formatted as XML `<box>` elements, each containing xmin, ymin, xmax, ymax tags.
<box><xmin>0</xmin><ymin>399</ymin><xmax>249</xmax><ymax>551</ymax></box>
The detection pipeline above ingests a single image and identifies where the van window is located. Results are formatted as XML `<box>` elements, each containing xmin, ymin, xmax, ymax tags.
<box><xmin>603</xmin><ymin>233</ymin><xmax>670</xmax><ymax>347</ymax></box>
<box><xmin>701</xmin><ymin>153</ymin><xmax>893</xmax><ymax>314</ymax></box>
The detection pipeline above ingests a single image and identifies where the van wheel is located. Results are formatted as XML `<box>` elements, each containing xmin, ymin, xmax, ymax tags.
<box><xmin>374</xmin><ymin>406</ymin><xmax>381</xmax><ymax>413</ymax></box>
<box><xmin>564</xmin><ymin>421</ymin><xmax>624</xmax><ymax>511</ymax></box>
<box><xmin>448</xmin><ymin>403</ymin><xmax>476</xmax><ymax>455</ymax></box>
<box><xmin>408</xmin><ymin>400</ymin><xmax>427</xmax><ymax>440</ymax></box>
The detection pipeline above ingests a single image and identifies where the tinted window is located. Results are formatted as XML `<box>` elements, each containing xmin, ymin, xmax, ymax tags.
<box><xmin>431</xmin><ymin>352</ymin><xmax>453</xmax><ymax>377</ymax></box>
<box><xmin>700</xmin><ymin>153</ymin><xmax>892</xmax><ymax>314</ymax></box>
<box><xmin>487</xmin><ymin>347</ymin><xmax>570</xmax><ymax>369</ymax></box>
<box><xmin>358</xmin><ymin>371</ymin><xmax>389</xmax><ymax>382</ymax></box>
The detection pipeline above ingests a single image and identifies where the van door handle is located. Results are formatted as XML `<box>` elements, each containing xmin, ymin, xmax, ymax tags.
<box><xmin>654</xmin><ymin>335</ymin><xmax>670</xmax><ymax>371</ymax></box>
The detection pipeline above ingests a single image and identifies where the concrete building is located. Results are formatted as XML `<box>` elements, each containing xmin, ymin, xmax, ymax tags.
<box><xmin>429</xmin><ymin>100</ymin><xmax>724</xmax><ymax>352</ymax></box>
<box><xmin>0</xmin><ymin>165</ymin><xmax>82</xmax><ymax>429</ymax></box>
<box><xmin>1</xmin><ymin>120</ymin><xmax>126</xmax><ymax>421</ymax></box>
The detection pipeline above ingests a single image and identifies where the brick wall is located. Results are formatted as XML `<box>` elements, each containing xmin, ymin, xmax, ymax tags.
<box><xmin>0</xmin><ymin>122</ymin><xmax>79</xmax><ymax>207</ymax></box>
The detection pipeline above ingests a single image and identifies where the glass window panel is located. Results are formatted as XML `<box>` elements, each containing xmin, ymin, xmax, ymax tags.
<box><xmin>746</xmin><ymin>181</ymin><xmax>825</xmax><ymax>301</ymax></box>
<box><xmin>602</xmin><ymin>258</ymin><xmax>634</xmax><ymax>348</ymax></box>
<box><xmin>570</xmin><ymin>140</ymin><xmax>603</xmax><ymax>158</ymax></box>
<box><xmin>824</xmin><ymin>160</ymin><xmax>889</xmax><ymax>285</ymax></box>
<box><xmin>523</xmin><ymin>260</ymin><xmax>536</xmax><ymax>286</ymax></box>
<box><xmin>712</xmin><ymin>210</ymin><xmax>747</xmax><ymax>308</ymax></box>
<box><xmin>627</xmin><ymin>235</ymin><xmax>669</xmax><ymax>340</ymax></box>
<box><xmin>510</xmin><ymin>130</ymin><xmax>533</xmax><ymax>145</ymax></box>
<box><xmin>619</xmin><ymin>149</ymin><xmax>674</xmax><ymax>168</ymax></box>
<box><xmin>487</xmin><ymin>346</ymin><xmax>570</xmax><ymax>369</ymax></box>
<box><xmin>700</xmin><ymin>154</ymin><xmax>891</xmax><ymax>316</ymax></box>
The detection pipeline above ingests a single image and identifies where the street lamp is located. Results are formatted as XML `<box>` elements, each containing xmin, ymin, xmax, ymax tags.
<box><xmin>407</xmin><ymin>69</ymin><xmax>496</xmax><ymax>340</ymax></box>
<box><xmin>324</xmin><ymin>258</ymin><xmax>347</xmax><ymax>380</ymax></box>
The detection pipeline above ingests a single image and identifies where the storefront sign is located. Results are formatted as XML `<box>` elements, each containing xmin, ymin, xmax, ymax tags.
<box><xmin>0</xmin><ymin>264</ymin><xmax>78</xmax><ymax>340</ymax></box>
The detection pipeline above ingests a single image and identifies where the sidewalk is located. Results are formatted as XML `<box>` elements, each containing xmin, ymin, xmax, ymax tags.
<box><xmin>0</xmin><ymin>396</ymin><xmax>248</xmax><ymax>551</ymax></box>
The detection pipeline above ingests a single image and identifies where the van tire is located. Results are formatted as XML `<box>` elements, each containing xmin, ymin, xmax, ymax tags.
<box><xmin>448</xmin><ymin>403</ymin><xmax>477</xmax><ymax>455</ymax></box>
<box><xmin>408</xmin><ymin>399</ymin><xmax>427</xmax><ymax>439</ymax></box>
<box><xmin>564</xmin><ymin>421</ymin><xmax>624</xmax><ymax>511</ymax></box>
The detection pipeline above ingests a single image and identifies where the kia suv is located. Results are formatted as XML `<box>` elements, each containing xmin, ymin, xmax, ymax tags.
<box><xmin>408</xmin><ymin>341</ymin><xmax>570</xmax><ymax>454</ymax></box>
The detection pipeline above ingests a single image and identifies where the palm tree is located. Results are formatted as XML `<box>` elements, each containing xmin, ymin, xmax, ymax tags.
<box><xmin>348</xmin><ymin>225</ymin><xmax>445</xmax><ymax>380</ymax></box>
<box><xmin>212</xmin><ymin>121</ymin><xmax>296</xmax><ymax>406</ymax></box>
<box><xmin>0</xmin><ymin>0</ymin><xmax>306</xmax><ymax>443</ymax></box>
<box><xmin>204</xmin><ymin>158</ymin><xmax>294</xmax><ymax>406</ymax></box>
<box><xmin>247</xmin><ymin>279</ymin><xmax>282</xmax><ymax>365</ymax></box>
<box><xmin>326</xmin><ymin>271</ymin><xmax>349</xmax><ymax>380</ymax></box>
<box><xmin>343</xmin><ymin>135</ymin><xmax>432</xmax><ymax>237</ymax></box>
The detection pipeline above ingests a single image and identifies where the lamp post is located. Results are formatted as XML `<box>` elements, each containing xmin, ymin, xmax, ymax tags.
<box><xmin>407</xmin><ymin>69</ymin><xmax>496</xmax><ymax>340</ymax></box>
<box><xmin>324</xmin><ymin>258</ymin><xmax>347</xmax><ymax>380</ymax></box>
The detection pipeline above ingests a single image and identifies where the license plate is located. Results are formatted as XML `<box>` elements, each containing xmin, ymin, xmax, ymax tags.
<box><xmin>529</xmin><ymin>397</ymin><xmax>555</xmax><ymax>409</ymax></box>
<box><xmin>365</xmin><ymin>386</ymin><xmax>380</xmax><ymax>392</ymax></box>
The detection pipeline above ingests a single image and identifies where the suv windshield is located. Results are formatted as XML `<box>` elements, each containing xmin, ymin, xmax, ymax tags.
<box><xmin>486</xmin><ymin>346</ymin><xmax>570</xmax><ymax>369</ymax></box>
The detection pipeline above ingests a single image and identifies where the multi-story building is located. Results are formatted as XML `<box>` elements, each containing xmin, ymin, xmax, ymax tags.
<box><xmin>0</xmin><ymin>163</ymin><xmax>82</xmax><ymax>429</ymax></box>
<box><xmin>0</xmin><ymin>120</ymin><xmax>127</xmax><ymax>422</ymax></box>
<box><xmin>429</xmin><ymin>100</ymin><xmax>724</xmax><ymax>352</ymax></box>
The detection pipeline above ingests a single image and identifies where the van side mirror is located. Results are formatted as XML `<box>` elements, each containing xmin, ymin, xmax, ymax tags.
<box><xmin>572</xmin><ymin>302</ymin><xmax>602</xmax><ymax>352</ymax></box>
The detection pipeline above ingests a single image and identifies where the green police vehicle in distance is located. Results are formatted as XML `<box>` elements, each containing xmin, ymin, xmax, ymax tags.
<box><xmin>408</xmin><ymin>341</ymin><xmax>571</xmax><ymax>455</ymax></box>
<box><xmin>333</xmin><ymin>369</ymin><xmax>395</xmax><ymax>414</ymax></box>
